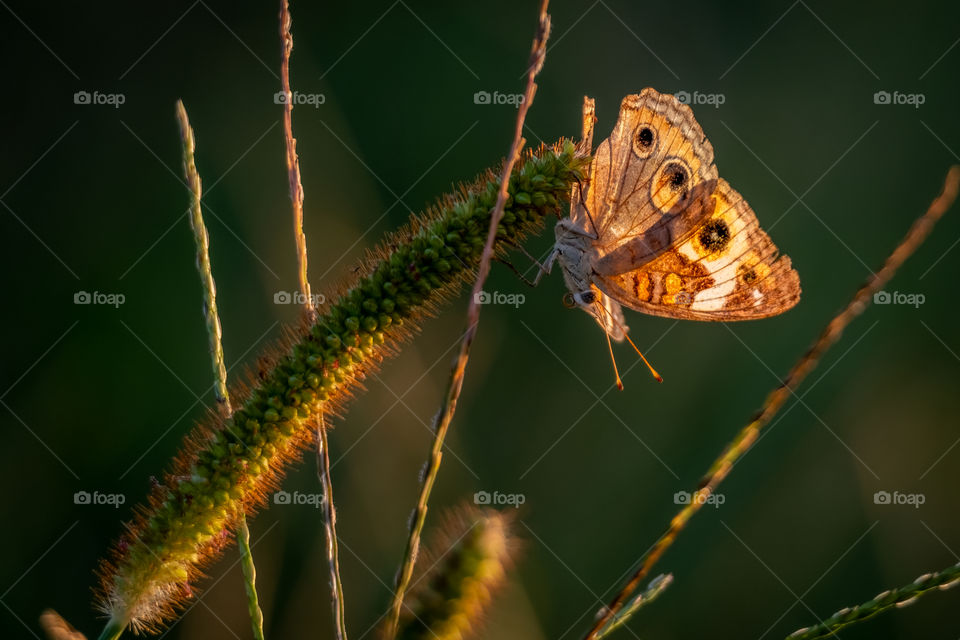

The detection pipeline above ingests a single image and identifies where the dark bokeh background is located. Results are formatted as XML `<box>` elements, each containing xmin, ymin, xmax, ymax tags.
<box><xmin>2</xmin><ymin>1</ymin><xmax>959</xmax><ymax>638</ymax></box>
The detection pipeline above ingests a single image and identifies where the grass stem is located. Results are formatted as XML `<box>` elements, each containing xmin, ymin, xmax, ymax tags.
<box><xmin>383</xmin><ymin>2</ymin><xmax>552</xmax><ymax>636</ymax></box>
<box><xmin>584</xmin><ymin>165</ymin><xmax>960</xmax><ymax>639</ymax></box>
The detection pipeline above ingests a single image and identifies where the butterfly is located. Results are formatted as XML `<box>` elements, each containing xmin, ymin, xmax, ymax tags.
<box><xmin>536</xmin><ymin>89</ymin><xmax>801</xmax><ymax>387</ymax></box>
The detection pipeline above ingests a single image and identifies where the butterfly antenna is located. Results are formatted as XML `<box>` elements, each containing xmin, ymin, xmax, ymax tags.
<box><xmin>623</xmin><ymin>331</ymin><xmax>663</xmax><ymax>383</ymax></box>
<box><xmin>594</xmin><ymin>299</ymin><xmax>663</xmax><ymax>383</ymax></box>
<box><xmin>604</xmin><ymin>329</ymin><xmax>624</xmax><ymax>391</ymax></box>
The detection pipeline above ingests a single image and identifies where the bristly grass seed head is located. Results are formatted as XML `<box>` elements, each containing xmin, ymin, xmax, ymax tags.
<box><xmin>96</xmin><ymin>142</ymin><xmax>588</xmax><ymax>633</ymax></box>
<box><xmin>395</xmin><ymin>505</ymin><xmax>517</xmax><ymax>640</ymax></box>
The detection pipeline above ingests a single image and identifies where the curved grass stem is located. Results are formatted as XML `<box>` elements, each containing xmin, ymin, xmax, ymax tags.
<box><xmin>584</xmin><ymin>165</ymin><xmax>960</xmax><ymax>640</ymax></box>
<box><xmin>383</xmin><ymin>2</ymin><xmax>552</xmax><ymax>636</ymax></box>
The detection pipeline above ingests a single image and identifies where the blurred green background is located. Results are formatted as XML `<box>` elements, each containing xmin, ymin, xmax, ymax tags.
<box><xmin>2</xmin><ymin>1</ymin><xmax>959</xmax><ymax>638</ymax></box>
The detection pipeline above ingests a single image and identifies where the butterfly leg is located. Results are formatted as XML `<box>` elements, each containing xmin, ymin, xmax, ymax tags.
<box><xmin>529</xmin><ymin>246</ymin><xmax>557</xmax><ymax>286</ymax></box>
<box><xmin>494</xmin><ymin>242</ymin><xmax>556</xmax><ymax>288</ymax></box>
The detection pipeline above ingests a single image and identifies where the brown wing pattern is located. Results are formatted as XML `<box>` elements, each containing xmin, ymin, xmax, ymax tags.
<box><xmin>594</xmin><ymin>179</ymin><xmax>801</xmax><ymax>320</ymax></box>
<box><xmin>573</xmin><ymin>90</ymin><xmax>719</xmax><ymax>260</ymax></box>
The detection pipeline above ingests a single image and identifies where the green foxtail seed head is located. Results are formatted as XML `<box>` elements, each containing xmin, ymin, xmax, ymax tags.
<box><xmin>395</xmin><ymin>505</ymin><xmax>516</xmax><ymax>640</ymax></box>
<box><xmin>96</xmin><ymin>141</ymin><xmax>588</xmax><ymax>633</ymax></box>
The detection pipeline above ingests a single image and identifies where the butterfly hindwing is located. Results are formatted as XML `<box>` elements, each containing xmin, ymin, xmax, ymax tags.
<box><xmin>594</xmin><ymin>179</ymin><xmax>801</xmax><ymax>320</ymax></box>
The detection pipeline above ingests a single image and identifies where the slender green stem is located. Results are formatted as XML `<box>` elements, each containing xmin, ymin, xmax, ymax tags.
<box><xmin>176</xmin><ymin>99</ymin><xmax>266</xmax><ymax>640</ymax></box>
<box><xmin>383</xmin><ymin>2</ymin><xmax>552</xmax><ymax>637</ymax></box>
<box><xmin>238</xmin><ymin>520</ymin><xmax>266</xmax><ymax>640</ymax></box>
<box><xmin>786</xmin><ymin>562</ymin><xmax>960</xmax><ymax>640</ymax></box>
<box><xmin>584</xmin><ymin>166</ymin><xmax>960</xmax><ymax>640</ymax></box>
<box><xmin>175</xmin><ymin>100</ymin><xmax>229</xmax><ymax>410</ymax></box>
<box><xmin>96</xmin><ymin>617</ymin><xmax>124</xmax><ymax>640</ymax></box>
<box><xmin>595</xmin><ymin>574</ymin><xmax>672</xmax><ymax>640</ymax></box>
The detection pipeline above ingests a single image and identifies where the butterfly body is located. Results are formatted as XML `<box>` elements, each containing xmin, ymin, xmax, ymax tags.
<box><xmin>548</xmin><ymin>89</ymin><xmax>801</xmax><ymax>343</ymax></box>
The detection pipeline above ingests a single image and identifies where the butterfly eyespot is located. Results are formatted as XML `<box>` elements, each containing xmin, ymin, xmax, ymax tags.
<box><xmin>664</xmin><ymin>163</ymin><xmax>688</xmax><ymax>191</ymax></box>
<box><xmin>562</xmin><ymin>292</ymin><xmax>577</xmax><ymax>308</ymax></box>
<box><xmin>739</xmin><ymin>265</ymin><xmax>758</xmax><ymax>284</ymax></box>
<box><xmin>649</xmin><ymin>157</ymin><xmax>693</xmax><ymax>213</ymax></box>
<box><xmin>632</xmin><ymin>125</ymin><xmax>657</xmax><ymax>157</ymax></box>
<box><xmin>698</xmin><ymin>219</ymin><xmax>731</xmax><ymax>253</ymax></box>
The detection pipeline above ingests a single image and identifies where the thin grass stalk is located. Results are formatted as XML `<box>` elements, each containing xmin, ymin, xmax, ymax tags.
<box><xmin>237</xmin><ymin>521</ymin><xmax>266</xmax><ymax>640</ymax></box>
<box><xmin>786</xmin><ymin>562</ymin><xmax>960</xmax><ymax>639</ymax></box>
<box><xmin>584</xmin><ymin>165</ymin><xmax>960</xmax><ymax>640</ymax></box>
<box><xmin>594</xmin><ymin>574</ymin><xmax>672</xmax><ymax>640</ymax></box>
<box><xmin>279</xmin><ymin>0</ymin><xmax>311</xmax><ymax>311</ymax></box>
<box><xmin>383</xmin><ymin>2</ymin><xmax>552</xmax><ymax>636</ymax></box>
<box><xmin>279</xmin><ymin>2</ymin><xmax>348</xmax><ymax>637</ymax></box>
<box><xmin>176</xmin><ymin>101</ymin><xmax>229</xmax><ymax>413</ymax></box>
<box><xmin>176</xmin><ymin>100</ymin><xmax>266</xmax><ymax>640</ymax></box>
<box><xmin>317</xmin><ymin>419</ymin><xmax>347</xmax><ymax>639</ymax></box>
